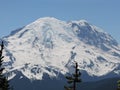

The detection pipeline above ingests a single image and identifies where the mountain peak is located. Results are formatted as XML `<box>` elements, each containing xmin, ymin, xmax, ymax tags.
<box><xmin>37</xmin><ymin>17</ymin><xmax>59</xmax><ymax>21</ymax></box>
<box><xmin>32</xmin><ymin>17</ymin><xmax>63</xmax><ymax>24</ymax></box>
<box><xmin>3</xmin><ymin>17</ymin><xmax>120</xmax><ymax>82</ymax></box>
<box><xmin>71</xmin><ymin>19</ymin><xmax>89</xmax><ymax>26</ymax></box>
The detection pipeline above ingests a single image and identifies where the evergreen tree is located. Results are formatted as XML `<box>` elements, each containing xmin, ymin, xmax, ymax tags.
<box><xmin>117</xmin><ymin>80</ymin><xmax>120</xmax><ymax>90</ymax></box>
<box><xmin>64</xmin><ymin>62</ymin><xmax>82</xmax><ymax>90</ymax></box>
<box><xmin>0</xmin><ymin>41</ymin><xmax>10</xmax><ymax>90</ymax></box>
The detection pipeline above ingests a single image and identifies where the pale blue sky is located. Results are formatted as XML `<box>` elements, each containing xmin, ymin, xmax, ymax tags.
<box><xmin>0</xmin><ymin>0</ymin><xmax>120</xmax><ymax>43</ymax></box>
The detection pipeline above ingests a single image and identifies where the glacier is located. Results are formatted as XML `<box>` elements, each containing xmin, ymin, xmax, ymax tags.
<box><xmin>1</xmin><ymin>17</ymin><xmax>120</xmax><ymax>82</ymax></box>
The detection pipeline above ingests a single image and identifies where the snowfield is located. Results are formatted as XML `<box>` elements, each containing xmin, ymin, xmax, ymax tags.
<box><xmin>2</xmin><ymin>17</ymin><xmax>120</xmax><ymax>81</ymax></box>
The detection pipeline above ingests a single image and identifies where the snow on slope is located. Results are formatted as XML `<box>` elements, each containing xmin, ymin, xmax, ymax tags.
<box><xmin>2</xmin><ymin>17</ymin><xmax>120</xmax><ymax>80</ymax></box>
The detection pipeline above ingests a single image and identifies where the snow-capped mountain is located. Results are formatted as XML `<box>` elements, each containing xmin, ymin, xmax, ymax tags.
<box><xmin>2</xmin><ymin>17</ymin><xmax>120</xmax><ymax>81</ymax></box>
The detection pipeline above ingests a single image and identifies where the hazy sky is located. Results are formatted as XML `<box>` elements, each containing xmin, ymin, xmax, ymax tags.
<box><xmin>0</xmin><ymin>0</ymin><xmax>120</xmax><ymax>43</ymax></box>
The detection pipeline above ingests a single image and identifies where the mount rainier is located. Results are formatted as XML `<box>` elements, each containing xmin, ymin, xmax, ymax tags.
<box><xmin>1</xmin><ymin>17</ymin><xmax>120</xmax><ymax>90</ymax></box>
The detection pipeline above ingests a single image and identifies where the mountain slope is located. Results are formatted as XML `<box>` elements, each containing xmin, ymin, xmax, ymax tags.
<box><xmin>2</xmin><ymin>17</ymin><xmax>120</xmax><ymax>82</ymax></box>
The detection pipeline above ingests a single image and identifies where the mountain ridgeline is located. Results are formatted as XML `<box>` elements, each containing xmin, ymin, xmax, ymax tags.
<box><xmin>1</xmin><ymin>17</ymin><xmax>120</xmax><ymax>90</ymax></box>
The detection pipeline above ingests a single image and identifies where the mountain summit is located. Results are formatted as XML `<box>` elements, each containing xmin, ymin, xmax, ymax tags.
<box><xmin>2</xmin><ymin>17</ymin><xmax>120</xmax><ymax>82</ymax></box>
